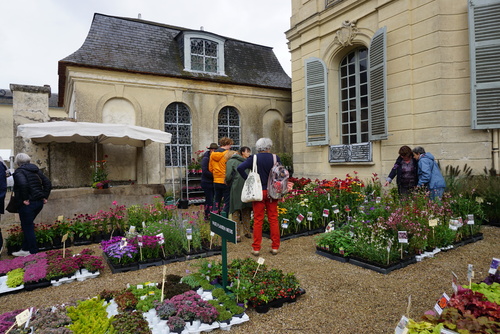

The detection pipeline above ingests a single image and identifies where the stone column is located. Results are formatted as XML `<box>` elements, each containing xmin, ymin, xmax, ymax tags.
<box><xmin>10</xmin><ymin>84</ymin><xmax>51</xmax><ymax>172</ymax></box>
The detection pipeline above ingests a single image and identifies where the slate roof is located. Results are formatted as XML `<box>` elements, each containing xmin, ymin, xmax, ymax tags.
<box><xmin>58</xmin><ymin>13</ymin><xmax>291</xmax><ymax>105</ymax></box>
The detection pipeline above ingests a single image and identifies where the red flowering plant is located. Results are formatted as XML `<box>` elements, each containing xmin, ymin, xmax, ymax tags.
<box><xmin>74</xmin><ymin>248</ymin><xmax>104</xmax><ymax>273</ymax></box>
<box><xmin>45</xmin><ymin>254</ymin><xmax>79</xmax><ymax>280</ymax></box>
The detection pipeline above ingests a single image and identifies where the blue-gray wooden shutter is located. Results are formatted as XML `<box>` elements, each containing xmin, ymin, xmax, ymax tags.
<box><xmin>468</xmin><ymin>0</ymin><xmax>500</xmax><ymax>129</ymax></box>
<box><xmin>368</xmin><ymin>26</ymin><xmax>388</xmax><ymax>141</ymax></box>
<box><xmin>305</xmin><ymin>58</ymin><xmax>328</xmax><ymax>146</ymax></box>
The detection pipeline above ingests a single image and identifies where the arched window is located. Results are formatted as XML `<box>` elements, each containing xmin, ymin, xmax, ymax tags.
<box><xmin>218</xmin><ymin>107</ymin><xmax>241</xmax><ymax>150</ymax></box>
<box><xmin>165</xmin><ymin>103</ymin><xmax>191</xmax><ymax>167</ymax></box>
<box><xmin>340</xmin><ymin>47</ymin><xmax>369</xmax><ymax>144</ymax></box>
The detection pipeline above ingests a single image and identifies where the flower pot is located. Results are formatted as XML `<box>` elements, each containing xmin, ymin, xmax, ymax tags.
<box><xmin>254</xmin><ymin>303</ymin><xmax>270</xmax><ymax>314</ymax></box>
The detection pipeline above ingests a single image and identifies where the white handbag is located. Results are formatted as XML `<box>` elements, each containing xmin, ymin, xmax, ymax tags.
<box><xmin>241</xmin><ymin>155</ymin><xmax>263</xmax><ymax>203</ymax></box>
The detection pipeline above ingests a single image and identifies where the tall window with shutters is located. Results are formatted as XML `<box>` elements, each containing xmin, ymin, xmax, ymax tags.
<box><xmin>305</xmin><ymin>58</ymin><xmax>329</xmax><ymax>146</ymax></box>
<box><xmin>468</xmin><ymin>0</ymin><xmax>500</xmax><ymax>129</ymax></box>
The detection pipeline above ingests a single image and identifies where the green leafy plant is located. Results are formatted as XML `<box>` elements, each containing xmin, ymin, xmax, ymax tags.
<box><xmin>66</xmin><ymin>297</ymin><xmax>116</xmax><ymax>333</ymax></box>
<box><xmin>6</xmin><ymin>268</ymin><xmax>24</xmax><ymax>288</ymax></box>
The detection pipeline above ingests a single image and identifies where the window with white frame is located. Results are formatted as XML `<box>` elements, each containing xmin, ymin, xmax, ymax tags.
<box><xmin>180</xmin><ymin>32</ymin><xmax>225</xmax><ymax>75</ymax></box>
<box><xmin>340</xmin><ymin>48</ymin><xmax>369</xmax><ymax>144</ymax></box>
<box><xmin>165</xmin><ymin>102</ymin><xmax>192</xmax><ymax>167</ymax></box>
<box><xmin>218</xmin><ymin>106</ymin><xmax>240</xmax><ymax>150</ymax></box>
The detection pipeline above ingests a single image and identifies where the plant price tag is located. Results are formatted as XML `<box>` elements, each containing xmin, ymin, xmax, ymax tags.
<box><xmin>129</xmin><ymin>226</ymin><xmax>136</xmax><ymax>234</ymax></box>
<box><xmin>119</xmin><ymin>237</ymin><xmax>127</xmax><ymax>249</ymax></box>
<box><xmin>307</xmin><ymin>212</ymin><xmax>313</xmax><ymax>221</ymax></box>
<box><xmin>376</xmin><ymin>196</ymin><xmax>381</xmax><ymax>203</ymax></box>
<box><xmin>281</xmin><ymin>218</ymin><xmax>289</xmax><ymax>229</ymax></box>
<box><xmin>257</xmin><ymin>257</ymin><xmax>265</xmax><ymax>265</ymax></box>
<box><xmin>137</xmin><ymin>284</ymin><xmax>144</xmax><ymax>289</ymax></box>
<box><xmin>137</xmin><ymin>235</ymin><xmax>143</xmax><ymax>247</ymax></box>
<box><xmin>398</xmin><ymin>231</ymin><xmax>408</xmax><ymax>244</ymax></box>
<box><xmin>16</xmin><ymin>309</ymin><xmax>30</xmax><ymax>326</ymax></box>
<box><xmin>467</xmin><ymin>264</ymin><xmax>474</xmax><ymax>282</ymax></box>
<box><xmin>489</xmin><ymin>258</ymin><xmax>500</xmax><ymax>275</ymax></box>
<box><xmin>323</xmin><ymin>208</ymin><xmax>329</xmax><ymax>217</ymax></box>
<box><xmin>332</xmin><ymin>205</ymin><xmax>339</xmax><ymax>214</ymax></box>
<box><xmin>428</xmin><ymin>219</ymin><xmax>438</xmax><ymax>227</ymax></box>
<box><xmin>467</xmin><ymin>214</ymin><xmax>474</xmax><ymax>225</ymax></box>
<box><xmin>451</xmin><ymin>271</ymin><xmax>459</xmax><ymax>294</ymax></box>
<box><xmin>57</xmin><ymin>215</ymin><xmax>64</xmax><ymax>222</ymax></box>
<box><xmin>394</xmin><ymin>315</ymin><xmax>409</xmax><ymax>334</ymax></box>
<box><xmin>210</xmin><ymin>231</ymin><xmax>215</xmax><ymax>237</ymax></box>
<box><xmin>61</xmin><ymin>233</ymin><xmax>69</xmax><ymax>243</ymax></box>
<box><xmin>156</xmin><ymin>233</ymin><xmax>165</xmax><ymax>245</ymax></box>
<box><xmin>434</xmin><ymin>292</ymin><xmax>450</xmax><ymax>315</ymax></box>
<box><xmin>186</xmin><ymin>228</ymin><xmax>193</xmax><ymax>240</ymax></box>
<box><xmin>325</xmin><ymin>222</ymin><xmax>335</xmax><ymax>232</ymax></box>
<box><xmin>296</xmin><ymin>214</ymin><xmax>304</xmax><ymax>223</ymax></box>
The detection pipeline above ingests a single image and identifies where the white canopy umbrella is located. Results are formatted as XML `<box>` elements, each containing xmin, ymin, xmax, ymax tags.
<box><xmin>17</xmin><ymin>121</ymin><xmax>172</xmax><ymax>147</ymax></box>
<box><xmin>17</xmin><ymin>121</ymin><xmax>172</xmax><ymax>181</ymax></box>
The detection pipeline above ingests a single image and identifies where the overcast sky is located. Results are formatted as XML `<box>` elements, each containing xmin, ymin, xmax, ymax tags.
<box><xmin>0</xmin><ymin>0</ymin><xmax>291</xmax><ymax>94</ymax></box>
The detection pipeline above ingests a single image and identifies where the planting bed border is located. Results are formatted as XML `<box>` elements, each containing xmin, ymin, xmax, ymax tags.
<box><xmin>315</xmin><ymin>233</ymin><xmax>484</xmax><ymax>274</ymax></box>
<box><xmin>104</xmin><ymin>247</ymin><xmax>222</xmax><ymax>274</ymax></box>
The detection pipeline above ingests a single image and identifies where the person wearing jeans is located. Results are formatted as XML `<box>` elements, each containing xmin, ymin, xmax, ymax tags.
<box><xmin>237</xmin><ymin>138</ymin><xmax>281</xmax><ymax>255</ymax></box>
<box><xmin>12</xmin><ymin>153</ymin><xmax>52</xmax><ymax>256</ymax></box>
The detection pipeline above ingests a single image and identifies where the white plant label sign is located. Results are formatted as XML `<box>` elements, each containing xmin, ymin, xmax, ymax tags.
<box><xmin>398</xmin><ymin>231</ymin><xmax>408</xmax><ymax>244</ymax></box>
<box><xmin>307</xmin><ymin>212</ymin><xmax>313</xmax><ymax>221</ymax></box>
<box><xmin>281</xmin><ymin>218</ymin><xmax>289</xmax><ymax>229</ymax></box>
<box><xmin>467</xmin><ymin>214</ymin><xmax>474</xmax><ymax>225</ymax></box>
<box><xmin>156</xmin><ymin>233</ymin><xmax>165</xmax><ymax>245</ymax></box>
<box><xmin>332</xmin><ymin>205</ymin><xmax>339</xmax><ymax>214</ymax></box>
<box><xmin>394</xmin><ymin>315</ymin><xmax>409</xmax><ymax>334</ymax></box>
<box><xmin>489</xmin><ymin>258</ymin><xmax>500</xmax><ymax>275</ymax></box>
<box><xmin>323</xmin><ymin>208</ymin><xmax>329</xmax><ymax>217</ymax></box>
<box><xmin>434</xmin><ymin>292</ymin><xmax>450</xmax><ymax>315</ymax></box>
<box><xmin>296</xmin><ymin>214</ymin><xmax>304</xmax><ymax>223</ymax></box>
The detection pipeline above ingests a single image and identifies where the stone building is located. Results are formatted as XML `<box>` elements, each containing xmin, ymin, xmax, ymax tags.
<box><xmin>54</xmin><ymin>13</ymin><xmax>292</xmax><ymax>189</ymax></box>
<box><xmin>286</xmin><ymin>0</ymin><xmax>500</xmax><ymax>181</ymax></box>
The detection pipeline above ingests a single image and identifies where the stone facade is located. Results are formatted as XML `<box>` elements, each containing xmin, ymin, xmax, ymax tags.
<box><xmin>287</xmin><ymin>0</ymin><xmax>499</xmax><ymax>181</ymax></box>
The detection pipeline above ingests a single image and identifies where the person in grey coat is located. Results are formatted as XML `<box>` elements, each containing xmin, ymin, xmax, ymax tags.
<box><xmin>225</xmin><ymin>146</ymin><xmax>252</xmax><ymax>240</ymax></box>
<box><xmin>412</xmin><ymin>146</ymin><xmax>446</xmax><ymax>200</ymax></box>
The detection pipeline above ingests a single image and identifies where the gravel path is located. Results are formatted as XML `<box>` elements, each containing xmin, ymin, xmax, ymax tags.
<box><xmin>0</xmin><ymin>225</ymin><xmax>499</xmax><ymax>334</ymax></box>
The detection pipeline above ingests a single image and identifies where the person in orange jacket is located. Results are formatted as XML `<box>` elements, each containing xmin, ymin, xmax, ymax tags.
<box><xmin>208</xmin><ymin>137</ymin><xmax>234</xmax><ymax>216</ymax></box>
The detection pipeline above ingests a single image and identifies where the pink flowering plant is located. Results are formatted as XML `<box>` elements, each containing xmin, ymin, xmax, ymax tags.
<box><xmin>130</xmin><ymin>235</ymin><xmax>162</xmax><ymax>260</ymax></box>
<box><xmin>169</xmin><ymin>290</ymin><xmax>218</xmax><ymax>323</ymax></box>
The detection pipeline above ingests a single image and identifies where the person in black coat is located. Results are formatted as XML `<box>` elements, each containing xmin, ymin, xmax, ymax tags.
<box><xmin>0</xmin><ymin>157</ymin><xmax>7</xmax><ymax>217</ymax></box>
<box><xmin>384</xmin><ymin>145</ymin><xmax>419</xmax><ymax>196</ymax></box>
<box><xmin>201</xmin><ymin>143</ymin><xmax>218</xmax><ymax>220</ymax></box>
<box><xmin>0</xmin><ymin>156</ymin><xmax>8</xmax><ymax>253</ymax></box>
<box><xmin>12</xmin><ymin>153</ymin><xmax>52</xmax><ymax>256</ymax></box>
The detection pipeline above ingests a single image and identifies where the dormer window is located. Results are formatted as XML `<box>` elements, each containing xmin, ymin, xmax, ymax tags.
<box><xmin>180</xmin><ymin>32</ymin><xmax>225</xmax><ymax>75</ymax></box>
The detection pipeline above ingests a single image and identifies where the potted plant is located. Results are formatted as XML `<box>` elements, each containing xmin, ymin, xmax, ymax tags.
<box><xmin>112</xmin><ymin>310</ymin><xmax>150</xmax><ymax>334</ymax></box>
<box><xmin>91</xmin><ymin>159</ymin><xmax>109</xmax><ymax>188</ymax></box>
<box><xmin>5</xmin><ymin>225</ymin><xmax>23</xmax><ymax>255</ymax></box>
<box><xmin>155</xmin><ymin>301</ymin><xmax>176</xmax><ymax>320</ymax></box>
<box><xmin>114</xmin><ymin>289</ymin><xmax>139</xmax><ymax>311</ymax></box>
<box><xmin>167</xmin><ymin>315</ymin><xmax>186</xmax><ymax>334</ymax></box>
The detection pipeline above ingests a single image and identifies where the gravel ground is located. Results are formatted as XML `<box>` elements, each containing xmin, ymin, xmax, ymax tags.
<box><xmin>0</xmin><ymin>225</ymin><xmax>499</xmax><ymax>334</ymax></box>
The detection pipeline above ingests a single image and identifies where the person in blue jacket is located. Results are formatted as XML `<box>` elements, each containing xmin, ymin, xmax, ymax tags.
<box><xmin>412</xmin><ymin>146</ymin><xmax>446</xmax><ymax>200</ymax></box>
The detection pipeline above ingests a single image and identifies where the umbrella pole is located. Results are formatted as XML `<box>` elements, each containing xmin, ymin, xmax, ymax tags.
<box><xmin>170</xmin><ymin>144</ymin><xmax>175</xmax><ymax>202</ymax></box>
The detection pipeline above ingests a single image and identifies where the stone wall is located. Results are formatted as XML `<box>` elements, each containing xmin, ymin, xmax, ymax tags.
<box><xmin>0</xmin><ymin>184</ymin><xmax>166</xmax><ymax>228</ymax></box>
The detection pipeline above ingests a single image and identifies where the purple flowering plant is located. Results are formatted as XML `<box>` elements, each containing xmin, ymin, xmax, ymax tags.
<box><xmin>101</xmin><ymin>236</ymin><xmax>138</xmax><ymax>265</ymax></box>
<box><xmin>168</xmin><ymin>290</ymin><xmax>218</xmax><ymax>322</ymax></box>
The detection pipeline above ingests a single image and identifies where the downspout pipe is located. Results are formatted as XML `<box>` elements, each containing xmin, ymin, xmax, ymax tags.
<box><xmin>493</xmin><ymin>129</ymin><xmax>499</xmax><ymax>174</ymax></box>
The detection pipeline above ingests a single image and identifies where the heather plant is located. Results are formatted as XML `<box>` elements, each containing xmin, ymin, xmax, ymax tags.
<box><xmin>29</xmin><ymin>304</ymin><xmax>73</xmax><ymax>334</ymax></box>
<box><xmin>6</xmin><ymin>268</ymin><xmax>24</xmax><ymax>288</ymax></box>
<box><xmin>155</xmin><ymin>301</ymin><xmax>176</xmax><ymax>320</ymax></box>
<box><xmin>112</xmin><ymin>310</ymin><xmax>149</xmax><ymax>334</ymax></box>
<box><xmin>23</xmin><ymin>256</ymin><xmax>48</xmax><ymax>283</ymax></box>
<box><xmin>66</xmin><ymin>298</ymin><xmax>115</xmax><ymax>333</ymax></box>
